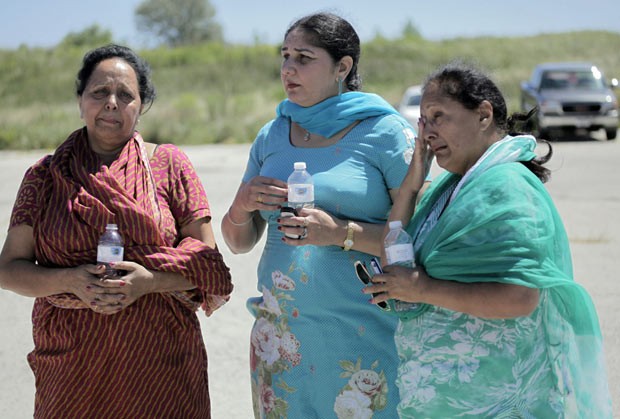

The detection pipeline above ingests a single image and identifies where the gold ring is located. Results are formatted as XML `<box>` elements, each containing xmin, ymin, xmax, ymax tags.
<box><xmin>303</xmin><ymin>217</ymin><xmax>309</xmax><ymax>227</ymax></box>
<box><xmin>257</xmin><ymin>194</ymin><xmax>263</xmax><ymax>203</ymax></box>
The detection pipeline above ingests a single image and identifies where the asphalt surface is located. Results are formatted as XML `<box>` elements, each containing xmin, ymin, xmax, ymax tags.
<box><xmin>0</xmin><ymin>132</ymin><xmax>618</xmax><ymax>418</ymax></box>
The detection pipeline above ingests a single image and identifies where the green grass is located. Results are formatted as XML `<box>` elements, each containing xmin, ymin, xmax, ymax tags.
<box><xmin>1</xmin><ymin>31</ymin><xmax>618</xmax><ymax>150</ymax></box>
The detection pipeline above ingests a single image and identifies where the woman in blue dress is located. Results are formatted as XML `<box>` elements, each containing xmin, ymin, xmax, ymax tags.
<box><xmin>221</xmin><ymin>12</ymin><xmax>423</xmax><ymax>419</ymax></box>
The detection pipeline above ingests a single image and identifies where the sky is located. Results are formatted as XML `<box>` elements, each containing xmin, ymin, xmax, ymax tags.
<box><xmin>1</xmin><ymin>0</ymin><xmax>619</xmax><ymax>49</ymax></box>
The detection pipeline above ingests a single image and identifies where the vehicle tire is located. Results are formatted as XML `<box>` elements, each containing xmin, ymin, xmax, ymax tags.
<box><xmin>605</xmin><ymin>128</ymin><xmax>617</xmax><ymax>140</ymax></box>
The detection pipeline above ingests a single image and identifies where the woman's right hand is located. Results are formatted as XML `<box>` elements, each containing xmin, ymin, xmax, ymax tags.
<box><xmin>383</xmin><ymin>123</ymin><xmax>435</xmax><ymax>234</ymax></box>
<box><xmin>231</xmin><ymin>176</ymin><xmax>288</xmax><ymax>217</ymax></box>
<box><xmin>69</xmin><ymin>264</ymin><xmax>126</xmax><ymax>315</ymax></box>
<box><xmin>402</xmin><ymin>121</ymin><xmax>434</xmax><ymax>193</ymax></box>
<box><xmin>222</xmin><ymin>176</ymin><xmax>288</xmax><ymax>254</ymax></box>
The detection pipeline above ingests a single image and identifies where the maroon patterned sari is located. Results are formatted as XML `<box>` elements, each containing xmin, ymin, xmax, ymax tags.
<box><xmin>10</xmin><ymin>128</ymin><xmax>233</xmax><ymax>418</ymax></box>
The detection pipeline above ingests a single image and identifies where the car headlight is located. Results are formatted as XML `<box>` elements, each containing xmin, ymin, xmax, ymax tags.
<box><xmin>603</xmin><ymin>95</ymin><xmax>619</xmax><ymax>116</ymax></box>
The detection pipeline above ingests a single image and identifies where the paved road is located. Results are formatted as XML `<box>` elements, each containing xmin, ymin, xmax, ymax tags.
<box><xmin>0</xmin><ymin>134</ymin><xmax>618</xmax><ymax>417</ymax></box>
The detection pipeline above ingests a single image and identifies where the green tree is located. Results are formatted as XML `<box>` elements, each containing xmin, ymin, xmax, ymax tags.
<box><xmin>58</xmin><ymin>24</ymin><xmax>113</xmax><ymax>48</ymax></box>
<box><xmin>135</xmin><ymin>0</ymin><xmax>222</xmax><ymax>47</ymax></box>
<box><xmin>401</xmin><ymin>19</ymin><xmax>422</xmax><ymax>39</ymax></box>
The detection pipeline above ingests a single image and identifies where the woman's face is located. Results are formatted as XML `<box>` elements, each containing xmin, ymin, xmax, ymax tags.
<box><xmin>419</xmin><ymin>86</ymin><xmax>493</xmax><ymax>175</ymax></box>
<box><xmin>280</xmin><ymin>29</ymin><xmax>342</xmax><ymax>107</ymax></box>
<box><xmin>78</xmin><ymin>58</ymin><xmax>143</xmax><ymax>154</ymax></box>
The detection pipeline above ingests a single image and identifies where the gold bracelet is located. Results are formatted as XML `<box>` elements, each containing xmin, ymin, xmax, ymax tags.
<box><xmin>225</xmin><ymin>209</ymin><xmax>253</xmax><ymax>227</ymax></box>
<box><xmin>343</xmin><ymin>220</ymin><xmax>355</xmax><ymax>251</ymax></box>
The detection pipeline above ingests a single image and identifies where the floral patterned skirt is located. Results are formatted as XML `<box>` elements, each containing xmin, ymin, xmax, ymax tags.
<box><xmin>247</xmin><ymin>244</ymin><xmax>400</xmax><ymax>419</ymax></box>
<box><xmin>394</xmin><ymin>290</ymin><xmax>594</xmax><ymax>418</ymax></box>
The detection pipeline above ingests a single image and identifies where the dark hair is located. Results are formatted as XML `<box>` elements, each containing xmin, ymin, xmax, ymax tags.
<box><xmin>423</xmin><ymin>61</ymin><xmax>552</xmax><ymax>182</ymax></box>
<box><xmin>75</xmin><ymin>44</ymin><xmax>156</xmax><ymax>110</ymax></box>
<box><xmin>285</xmin><ymin>12</ymin><xmax>362</xmax><ymax>91</ymax></box>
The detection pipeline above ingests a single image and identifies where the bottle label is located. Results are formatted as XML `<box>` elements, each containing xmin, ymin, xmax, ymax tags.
<box><xmin>97</xmin><ymin>245</ymin><xmax>124</xmax><ymax>263</ymax></box>
<box><xmin>385</xmin><ymin>244</ymin><xmax>414</xmax><ymax>265</ymax></box>
<box><xmin>393</xmin><ymin>301</ymin><xmax>420</xmax><ymax>312</ymax></box>
<box><xmin>288</xmin><ymin>184</ymin><xmax>314</xmax><ymax>204</ymax></box>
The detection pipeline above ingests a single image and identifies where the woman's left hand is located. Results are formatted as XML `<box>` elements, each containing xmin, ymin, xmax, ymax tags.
<box><xmin>277</xmin><ymin>207</ymin><xmax>343</xmax><ymax>247</ymax></box>
<box><xmin>362</xmin><ymin>264</ymin><xmax>428</xmax><ymax>305</ymax></box>
<box><xmin>92</xmin><ymin>261</ymin><xmax>155</xmax><ymax>312</ymax></box>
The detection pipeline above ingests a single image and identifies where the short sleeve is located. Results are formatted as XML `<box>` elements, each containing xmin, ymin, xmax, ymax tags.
<box><xmin>10</xmin><ymin>156</ymin><xmax>51</xmax><ymax>228</ymax></box>
<box><xmin>242</xmin><ymin>119</ymin><xmax>276</xmax><ymax>183</ymax></box>
<box><xmin>151</xmin><ymin>145</ymin><xmax>211</xmax><ymax>228</ymax></box>
<box><xmin>372</xmin><ymin>114</ymin><xmax>418</xmax><ymax>190</ymax></box>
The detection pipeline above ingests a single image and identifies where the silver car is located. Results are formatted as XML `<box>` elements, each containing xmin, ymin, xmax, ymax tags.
<box><xmin>520</xmin><ymin>62</ymin><xmax>619</xmax><ymax>140</ymax></box>
<box><xmin>398</xmin><ymin>85</ymin><xmax>422</xmax><ymax>128</ymax></box>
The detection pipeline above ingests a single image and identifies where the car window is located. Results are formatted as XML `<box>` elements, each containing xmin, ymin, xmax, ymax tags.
<box><xmin>407</xmin><ymin>95</ymin><xmax>421</xmax><ymax>106</ymax></box>
<box><xmin>541</xmin><ymin>70</ymin><xmax>607</xmax><ymax>89</ymax></box>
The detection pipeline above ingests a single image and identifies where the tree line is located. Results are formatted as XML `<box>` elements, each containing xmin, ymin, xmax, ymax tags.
<box><xmin>58</xmin><ymin>0</ymin><xmax>421</xmax><ymax>49</ymax></box>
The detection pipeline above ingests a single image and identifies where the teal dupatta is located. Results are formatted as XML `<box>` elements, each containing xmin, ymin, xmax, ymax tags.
<box><xmin>404</xmin><ymin>135</ymin><xmax>612</xmax><ymax>415</ymax></box>
<box><xmin>276</xmin><ymin>91</ymin><xmax>400</xmax><ymax>138</ymax></box>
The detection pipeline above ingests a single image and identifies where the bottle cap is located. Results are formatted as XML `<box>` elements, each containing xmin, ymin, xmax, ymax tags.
<box><xmin>388</xmin><ymin>220</ymin><xmax>402</xmax><ymax>230</ymax></box>
<box><xmin>106</xmin><ymin>224</ymin><xmax>118</xmax><ymax>229</ymax></box>
<box><xmin>293</xmin><ymin>162</ymin><xmax>306</xmax><ymax>170</ymax></box>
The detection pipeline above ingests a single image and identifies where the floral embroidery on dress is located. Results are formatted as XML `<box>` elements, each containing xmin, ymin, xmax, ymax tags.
<box><xmin>251</xmin><ymin>270</ymin><xmax>302</xmax><ymax>418</ymax></box>
<box><xmin>396</xmin><ymin>303</ymin><xmax>564</xmax><ymax>418</ymax></box>
<box><xmin>333</xmin><ymin>357</ymin><xmax>389</xmax><ymax>418</ymax></box>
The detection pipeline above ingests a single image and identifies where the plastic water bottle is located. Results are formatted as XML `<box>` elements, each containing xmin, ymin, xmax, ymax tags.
<box><xmin>287</xmin><ymin>162</ymin><xmax>314</xmax><ymax>210</ymax></box>
<box><xmin>97</xmin><ymin>224</ymin><xmax>124</xmax><ymax>277</ymax></box>
<box><xmin>384</xmin><ymin>220</ymin><xmax>419</xmax><ymax>313</ymax></box>
<box><xmin>384</xmin><ymin>220</ymin><xmax>415</xmax><ymax>267</ymax></box>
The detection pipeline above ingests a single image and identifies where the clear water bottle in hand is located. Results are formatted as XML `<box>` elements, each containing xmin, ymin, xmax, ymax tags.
<box><xmin>97</xmin><ymin>223</ymin><xmax>124</xmax><ymax>278</ymax></box>
<box><xmin>287</xmin><ymin>162</ymin><xmax>314</xmax><ymax>210</ymax></box>
<box><xmin>384</xmin><ymin>220</ymin><xmax>419</xmax><ymax>312</ymax></box>
<box><xmin>282</xmin><ymin>162</ymin><xmax>314</xmax><ymax>239</ymax></box>
<box><xmin>384</xmin><ymin>220</ymin><xmax>415</xmax><ymax>267</ymax></box>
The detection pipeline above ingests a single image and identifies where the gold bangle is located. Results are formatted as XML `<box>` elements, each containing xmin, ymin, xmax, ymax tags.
<box><xmin>226</xmin><ymin>210</ymin><xmax>253</xmax><ymax>227</ymax></box>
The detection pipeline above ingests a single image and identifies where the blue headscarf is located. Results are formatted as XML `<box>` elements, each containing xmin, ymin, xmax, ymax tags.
<box><xmin>276</xmin><ymin>91</ymin><xmax>400</xmax><ymax>138</ymax></box>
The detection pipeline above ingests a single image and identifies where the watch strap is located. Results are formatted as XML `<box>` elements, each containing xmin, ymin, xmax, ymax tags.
<box><xmin>343</xmin><ymin>220</ymin><xmax>355</xmax><ymax>251</ymax></box>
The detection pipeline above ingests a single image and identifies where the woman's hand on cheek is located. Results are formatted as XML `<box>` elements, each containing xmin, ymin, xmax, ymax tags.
<box><xmin>415</xmin><ymin>135</ymin><xmax>434</xmax><ymax>175</ymax></box>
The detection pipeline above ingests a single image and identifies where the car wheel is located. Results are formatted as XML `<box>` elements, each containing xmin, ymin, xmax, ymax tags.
<box><xmin>605</xmin><ymin>128</ymin><xmax>617</xmax><ymax>140</ymax></box>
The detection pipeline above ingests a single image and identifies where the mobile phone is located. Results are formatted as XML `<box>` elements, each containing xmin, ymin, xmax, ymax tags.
<box><xmin>279</xmin><ymin>206</ymin><xmax>300</xmax><ymax>239</ymax></box>
<box><xmin>354</xmin><ymin>260</ymin><xmax>389</xmax><ymax>310</ymax></box>
<box><xmin>279</xmin><ymin>206</ymin><xmax>298</xmax><ymax>217</ymax></box>
<box><xmin>369</xmin><ymin>257</ymin><xmax>383</xmax><ymax>275</ymax></box>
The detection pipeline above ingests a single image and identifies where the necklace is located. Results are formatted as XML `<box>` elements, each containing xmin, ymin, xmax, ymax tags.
<box><xmin>303</xmin><ymin>131</ymin><xmax>311</xmax><ymax>142</ymax></box>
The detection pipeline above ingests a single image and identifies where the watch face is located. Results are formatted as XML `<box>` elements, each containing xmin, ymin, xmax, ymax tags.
<box><xmin>344</xmin><ymin>239</ymin><xmax>354</xmax><ymax>247</ymax></box>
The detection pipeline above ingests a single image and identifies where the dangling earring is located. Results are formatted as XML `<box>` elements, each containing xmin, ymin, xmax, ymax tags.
<box><xmin>337</xmin><ymin>77</ymin><xmax>343</xmax><ymax>96</ymax></box>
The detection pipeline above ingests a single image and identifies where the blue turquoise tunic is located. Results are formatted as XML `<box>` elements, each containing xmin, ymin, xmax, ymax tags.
<box><xmin>243</xmin><ymin>114</ymin><xmax>415</xmax><ymax>418</ymax></box>
<box><xmin>396</xmin><ymin>136</ymin><xmax>612</xmax><ymax>418</ymax></box>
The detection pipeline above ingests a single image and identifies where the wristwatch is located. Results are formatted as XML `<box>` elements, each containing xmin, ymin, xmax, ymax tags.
<box><xmin>343</xmin><ymin>220</ymin><xmax>355</xmax><ymax>251</ymax></box>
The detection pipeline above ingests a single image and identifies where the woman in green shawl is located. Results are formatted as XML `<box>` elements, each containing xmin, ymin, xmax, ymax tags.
<box><xmin>364</xmin><ymin>62</ymin><xmax>612</xmax><ymax>418</ymax></box>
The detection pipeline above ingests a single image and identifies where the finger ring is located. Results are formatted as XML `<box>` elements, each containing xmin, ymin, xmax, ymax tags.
<box><xmin>299</xmin><ymin>227</ymin><xmax>308</xmax><ymax>240</ymax></box>
<box><xmin>303</xmin><ymin>217</ymin><xmax>309</xmax><ymax>227</ymax></box>
<box><xmin>257</xmin><ymin>193</ymin><xmax>263</xmax><ymax>203</ymax></box>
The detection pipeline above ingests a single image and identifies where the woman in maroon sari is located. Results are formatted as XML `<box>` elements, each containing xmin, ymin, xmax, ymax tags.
<box><xmin>0</xmin><ymin>44</ymin><xmax>233</xmax><ymax>418</ymax></box>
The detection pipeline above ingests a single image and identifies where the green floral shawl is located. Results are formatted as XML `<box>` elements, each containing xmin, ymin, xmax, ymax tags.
<box><xmin>404</xmin><ymin>135</ymin><xmax>612</xmax><ymax>415</ymax></box>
